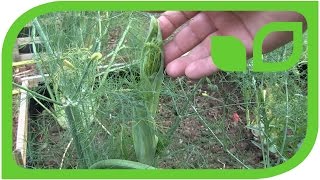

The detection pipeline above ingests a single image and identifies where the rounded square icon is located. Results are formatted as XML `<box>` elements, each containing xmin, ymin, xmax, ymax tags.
<box><xmin>2</xmin><ymin>1</ymin><xmax>317</xmax><ymax>179</ymax></box>
<box><xmin>212</xmin><ymin>22</ymin><xmax>304</xmax><ymax>72</ymax></box>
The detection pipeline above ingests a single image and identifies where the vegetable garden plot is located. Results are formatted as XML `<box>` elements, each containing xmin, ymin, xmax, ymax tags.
<box><xmin>12</xmin><ymin>11</ymin><xmax>308</xmax><ymax>169</ymax></box>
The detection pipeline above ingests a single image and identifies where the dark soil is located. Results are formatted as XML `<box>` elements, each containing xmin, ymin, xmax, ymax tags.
<box><xmin>156</xmin><ymin>77</ymin><xmax>265</xmax><ymax>169</ymax></box>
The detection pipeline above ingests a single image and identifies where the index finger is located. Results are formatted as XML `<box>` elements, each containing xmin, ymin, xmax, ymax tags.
<box><xmin>158</xmin><ymin>11</ymin><xmax>199</xmax><ymax>39</ymax></box>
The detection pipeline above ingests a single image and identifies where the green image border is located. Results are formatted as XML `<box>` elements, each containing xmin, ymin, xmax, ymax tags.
<box><xmin>2</xmin><ymin>1</ymin><xmax>318</xmax><ymax>179</ymax></box>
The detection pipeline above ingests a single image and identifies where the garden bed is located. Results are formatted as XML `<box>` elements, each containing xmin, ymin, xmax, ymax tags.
<box><xmin>12</xmin><ymin>11</ymin><xmax>308</xmax><ymax>169</ymax></box>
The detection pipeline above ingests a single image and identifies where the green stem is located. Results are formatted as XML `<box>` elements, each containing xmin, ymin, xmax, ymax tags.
<box><xmin>99</xmin><ymin>19</ymin><xmax>132</xmax><ymax>86</ymax></box>
<box><xmin>64</xmin><ymin>105</ymin><xmax>88</xmax><ymax>168</ymax></box>
<box><xmin>13</xmin><ymin>82</ymin><xmax>63</xmax><ymax>106</ymax></box>
<box><xmin>89</xmin><ymin>159</ymin><xmax>156</xmax><ymax>169</ymax></box>
<box><xmin>32</xmin><ymin>18</ymin><xmax>54</xmax><ymax>55</ymax></box>
<box><xmin>132</xmin><ymin>16</ymin><xmax>164</xmax><ymax>166</ymax></box>
<box><xmin>96</xmin><ymin>11</ymin><xmax>102</xmax><ymax>52</ymax></box>
<box><xmin>72</xmin><ymin>59</ymin><xmax>93</xmax><ymax>99</ymax></box>
<box><xmin>279</xmin><ymin>75</ymin><xmax>290</xmax><ymax>163</ymax></box>
<box><xmin>31</xmin><ymin>22</ymin><xmax>56</xmax><ymax>102</ymax></box>
<box><xmin>278</xmin><ymin>47</ymin><xmax>290</xmax><ymax>163</ymax></box>
<box><xmin>252</xmin><ymin>76</ymin><xmax>267</xmax><ymax>168</ymax></box>
<box><xmin>29</xmin><ymin>93</ymin><xmax>58</xmax><ymax>120</ymax></box>
<box><xmin>64</xmin><ymin>104</ymin><xmax>94</xmax><ymax>168</ymax></box>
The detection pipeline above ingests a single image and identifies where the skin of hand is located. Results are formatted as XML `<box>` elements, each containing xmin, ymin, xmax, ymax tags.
<box><xmin>158</xmin><ymin>11</ymin><xmax>307</xmax><ymax>79</ymax></box>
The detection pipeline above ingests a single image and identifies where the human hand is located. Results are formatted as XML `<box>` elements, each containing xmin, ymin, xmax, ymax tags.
<box><xmin>158</xmin><ymin>11</ymin><xmax>306</xmax><ymax>79</ymax></box>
